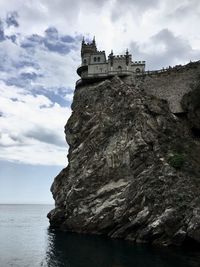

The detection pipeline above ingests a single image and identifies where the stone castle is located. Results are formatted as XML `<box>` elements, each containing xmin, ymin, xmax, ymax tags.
<box><xmin>77</xmin><ymin>37</ymin><xmax>145</xmax><ymax>81</ymax></box>
<box><xmin>76</xmin><ymin>38</ymin><xmax>200</xmax><ymax>114</ymax></box>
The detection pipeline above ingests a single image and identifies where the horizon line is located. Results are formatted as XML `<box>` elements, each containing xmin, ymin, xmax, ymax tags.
<box><xmin>0</xmin><ymin>202</ymin><xmax>54</xmax><ymax>205</ymax></box>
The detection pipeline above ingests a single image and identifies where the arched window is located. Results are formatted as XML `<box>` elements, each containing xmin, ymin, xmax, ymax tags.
<box><xmin>118</xmin><ymin>66</ymin><xmax>122</xmax><ymax>71</ymax></box>
<box><xmin>94</xmin><ymin>57</ymin><xmax>97</xmax><ymax>62</ymax></box>
<box><xmin>83</xmin><ymin>59</ymin><xmax>87</xmax><ymax>65</ymax></box>
<box><xmin>136</xmin><ymin>68</ymin><xmax>141</xmax><ymax>73</ymax></box>
<box><xmin>98</xmin><ymin>57</ymin><xmax>100</xmax><ymax>62</ymax></box>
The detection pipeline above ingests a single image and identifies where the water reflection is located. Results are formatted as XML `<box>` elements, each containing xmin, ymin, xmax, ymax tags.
<box><xmin>44</xmin><ymin>228</ymin><xmax>200</xmax><ymax>267</ymax></box>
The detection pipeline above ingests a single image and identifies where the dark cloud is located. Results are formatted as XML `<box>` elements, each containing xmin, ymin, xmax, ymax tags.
<box><xmin>111</xmin><ymin>0</ymin><xmax>160</xmax><ymax>21</ymax></box>
<box><xmin>44</xmin><ymin>27</ymin><xmax>77</xmax><ymax>54</ymax></box>
<box><xmin>21</xmin><ymin>34</ymin><xmax>43</xmax><ymax>48</ymax></box>
<box><xmin>0</xmin><ymin>24</ymin><xmax>76</xmax><ymax>98</ymax></box>
<box><xmin>130</xmin><ymin>29</ymin><xmax>200</xmax><ymax>70</ymax></box>
<box><xmin>0</xmin><ymin>12</ymin><xmax>19</xmax><ymax>43</ymax></box>
<box><xmin>5</xmin><ymin>59</ymin><xmax>41</xmax><ymax>88</ymax></box>
<box><xmin>25</xmin><ymin>127</ymin><xmax>65</xmax><ymax>147</ymax></box>
<box><xmin>0</xmin><ymin>20</ymin><xmax>5</xmax><ymax>42</ymax></box>
<box><xmin>6</xmin><ymin>71</ymin><xmax>42</xmax><ymax>88</ymax></box>
<box><xmin>168</xmin><ymin>1</ymin><xmax>200</xmax><ymax>19</ymax></box>
<box><xmin>20</xmin><ymin>72</ymin><xmax>39</xmax><ymax>81</ymax></box>
<box><xmin>43</xmin><ymin>39</ymin><xmax>72</xmax><ymax>54</ymax></box>
<box><xmin>0</xmin><ymin>133</ymin><xmax>25</xmax><ymax>147</ymax></box>
<box><xmin>13</xmin><ymin>60</ymin><xmax>40</xmax><ymax>69</ymax></box>
<box><xmin>10</xmin><ymin>97</ymin><xmax>18</xmax><ymax>102</ymax></box>
<box><xmin>152</xmin><ymin>29</ymin><xmax>190</xmax><ymax>56</ymax></box>
<box><xmin>6</xmin><ymin>34</ymin><xmax>17</xmax><ymax>43</ymax></box>
<box><xmin>45</xmin><ymin>27</ymin><xmax>58</xmax><ymax>39</ymax></box>
<box><xmin>21</xmin><ymin>27</ymin><xmax>78</xmax><ymax>55</ymax></box>
<box><xmin>61</xmin><ymin>35</ymin><xmax>76</xmax><ymax>43</ymax></box>
<box><xmin>6</xmin><ymin>77</ymin><xmax>28</xmax><ymax>88</ymax></box>
<box><xmin>32</xmin><ymin>86</ymin><xmax>72</xmax><ymax>107</ymax></box>
<box><xmin>6</xmin><ymin>11</ymin><xmax>19</xmax><ymax>27</ymax></box>
<box><xmin>9</xmin><ymin>134</ymin><xmax>24</xmax><ymax>144</ymax></box>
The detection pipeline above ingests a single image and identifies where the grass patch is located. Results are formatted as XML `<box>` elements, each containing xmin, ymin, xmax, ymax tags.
<box><xmin>168</xmin><ymin>153</ymin><xmax>185</xmax><ymax>169</ymax></box>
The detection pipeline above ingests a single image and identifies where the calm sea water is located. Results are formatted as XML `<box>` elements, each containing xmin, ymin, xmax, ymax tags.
<box><xmin>1</xmin><ymin>204</ymin><xmax>200</xmax><ymax>267</ymax></box>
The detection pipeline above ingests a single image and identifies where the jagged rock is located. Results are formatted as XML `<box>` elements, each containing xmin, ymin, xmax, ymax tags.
<box><xmin>181</xmin><ymin>85</ymin><xmax>200</xmax><ymax>135</ymax></box>
<box><xmin>48</xmin><ymin>76</ymin><xmax>200</xmax><ymax>246</ymax></box>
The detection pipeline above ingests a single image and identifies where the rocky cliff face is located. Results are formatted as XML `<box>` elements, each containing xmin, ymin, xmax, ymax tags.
<box><xmin>48</xmin><ymin>76</ymin><xmax>200</xmax><ymax>246</ymax></box>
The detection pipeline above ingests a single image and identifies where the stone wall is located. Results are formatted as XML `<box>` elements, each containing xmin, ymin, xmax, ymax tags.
<box><xmin>112</xmin><ymin>57</ymin><xmax>128</xmax><ymax>71</ymax></box>
<box><xmin>137</xmin><ymin>62</ymin><xmax>200</xmax><ymax>113</ymax></box>
<box><xmin>132</xmin><ymin>64</ymin><xmax>145</xmax><ymax>73</ymax></box>
<box><xmin>90</xmin><ymin>52</ymin><xmax>106</xmax><ymax>64</ymax></box>
<box><xmin>88</xmin><ymin>63</ymin><xmax>108</xmax><ymax>75</ymax></box>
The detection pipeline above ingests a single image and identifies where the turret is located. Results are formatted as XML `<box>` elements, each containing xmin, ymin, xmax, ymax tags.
<box><xmin>81</xmin><ymin>36</ymin><xmax>97</xmax><ymax>62</ymax></box>
<box><xmin>77</xmin><ymin>37</ymin><xmax>98</xmax><ymax>77</ymax></box>
<box><xmin>125</xmin><ymin>49</ymin><xmax>129</xmax><ymax>66</ymax></box>
<box><xmin>108</xmin><ymin>50</ymin><xmax>114</xmax><ymax>67</ymax></box>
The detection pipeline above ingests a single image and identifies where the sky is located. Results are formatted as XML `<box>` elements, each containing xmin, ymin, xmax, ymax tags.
<box><xmin>0</xmin><ymin>0</ymin><xmax>200</xmax><ymax>204</ymax></box>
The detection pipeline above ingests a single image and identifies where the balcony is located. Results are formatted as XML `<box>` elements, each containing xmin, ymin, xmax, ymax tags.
<box><xmin>77</xmin><ymin>65</ymin><xmax>88</xmax><ymax>76</ymax></box>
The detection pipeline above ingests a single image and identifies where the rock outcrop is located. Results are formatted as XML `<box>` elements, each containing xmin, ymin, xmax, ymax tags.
<box><xmin>48</xmin><ymin>76</ymin><xmax>200</xmax><ymax>246</ymax></box>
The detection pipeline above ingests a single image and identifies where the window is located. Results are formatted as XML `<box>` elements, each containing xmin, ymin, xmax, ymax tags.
<box><xmin>98</xmin><ymin>57</ymin><xmax>100</xmax><ymax>62</ymax></box>
<box><xmin>136</xmin><ymin>68</ymin><xmax>141</xmax><ymax>73</ymax></box>
<box><xmin>94</xmin><ymin>57</ymin><xmax>97</xmax><ymax>62</ymax></box>
<box><xmin>118</xmin><ymin>66</ymin><xmax>122</xmax><ymax>71</ymax></box>
<box><xmin>191</xmin><ymin>127</ymin><xmax>200</xmax><ymax>138</ymax></box>
<box><xmin>83</xmin><ymin>59</ymin><xmax>87</xmax><ymax>65</ymax></box>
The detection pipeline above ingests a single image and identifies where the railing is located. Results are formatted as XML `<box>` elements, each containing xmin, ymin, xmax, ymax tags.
<box><xmin>76</xmin><ymin>79</ymin><xmax>82</xmax><ymax>86</ymax></box>
<box><xmin>135</xmin><ymin>68</ymin><xmax>178</xmax><ymax>76</ymax></box>
<box><xmin>85</xmin><ymin>70</ymin><xmax>135</xmax><ymax>78</ymax></box>
<box><xmin>133</xmin><ymin>61</ymin><xmax>146</xmax><ymax>64</ymax></box>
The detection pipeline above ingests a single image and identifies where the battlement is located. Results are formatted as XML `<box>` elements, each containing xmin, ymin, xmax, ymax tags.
<box><xmin>81</xmin><ymin>37</ymin><xmax>97</xmax><ymax>57</ymax></box>
<box><xmin>82</xmin><ymin>43</ymin><xmax>95</xmax><ymax>47</ymax></box>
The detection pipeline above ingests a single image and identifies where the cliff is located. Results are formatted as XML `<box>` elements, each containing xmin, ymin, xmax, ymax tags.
<box><xmin>48</xmin><ymin>71</ymin><xmax>200</xmax><ymax>246</ymax></box>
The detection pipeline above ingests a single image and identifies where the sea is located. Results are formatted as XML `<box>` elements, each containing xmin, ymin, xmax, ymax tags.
<box><xmin>1</xmin><ymin>204</ymin><xmax>200</xmax><ymax>267</ymax></box>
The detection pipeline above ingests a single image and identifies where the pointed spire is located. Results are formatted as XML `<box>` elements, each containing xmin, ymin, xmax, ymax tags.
<box><xmin>111</xmin><ymin>49</ymin><xmax>113</xmax><ymax>55</ymax></box>
<box><xmin>82</xmin><ymin>36</ymin><xmax>85</xmax><ymax>44</ymax></box>
<box><xmin>92</xmin><ymin>36</ymin><xmax>96</xmax><ymax>44</ymax></box>
<box><xmin>126</xmin><ymin>48</ymin><xmax>129</xmax><ymax>55</ymax></box>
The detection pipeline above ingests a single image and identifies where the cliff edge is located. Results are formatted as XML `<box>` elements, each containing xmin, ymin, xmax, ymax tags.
<box><xmin>48</xmin><ymin>76</ymin><xmax>200</xmax><ymax>246</ymax></box>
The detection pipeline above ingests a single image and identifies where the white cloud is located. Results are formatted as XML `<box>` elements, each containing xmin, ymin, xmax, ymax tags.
<box><xmin>0</xmin><ymin>81</ymin><xmax>71</xmax><ymax>165</ymax></box>
<box><xmin>33</xmin><ymin>47</ymin><xmax>78</xmax><ymax>89</ymax></box>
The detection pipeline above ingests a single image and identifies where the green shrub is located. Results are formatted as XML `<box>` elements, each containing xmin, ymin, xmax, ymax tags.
<box><xmin>168</xmin><ymin>153</ymin><xmax>185</xmax><ymax>169</ymax></box>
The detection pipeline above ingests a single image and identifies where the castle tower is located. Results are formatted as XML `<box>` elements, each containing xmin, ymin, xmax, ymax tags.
<box><xmin>81</xmin><ymin>37</ymin><xmax>97</xmax><ymax>65</ymax></box>
<box><xmin>77</xmin><ymin>37</ymin><xmax>98</xmax><ymax>77</ymax></box>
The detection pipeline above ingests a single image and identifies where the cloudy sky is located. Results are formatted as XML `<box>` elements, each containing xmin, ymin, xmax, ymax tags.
<box><xmin>0</xmin><ymin>0</ymin><xmax>199</xmax><ymax>204</ymax></box>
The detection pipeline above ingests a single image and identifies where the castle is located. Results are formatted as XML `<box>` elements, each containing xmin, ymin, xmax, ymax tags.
<box><xmin>76</xmin><ymin>38</ymin><xmax>200</xmax><ymax>114</ymax></box>
<box><xmin>77</xmin><ymin>37</ymin><xmax>145</xmax><ymax>81</ymax></box>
